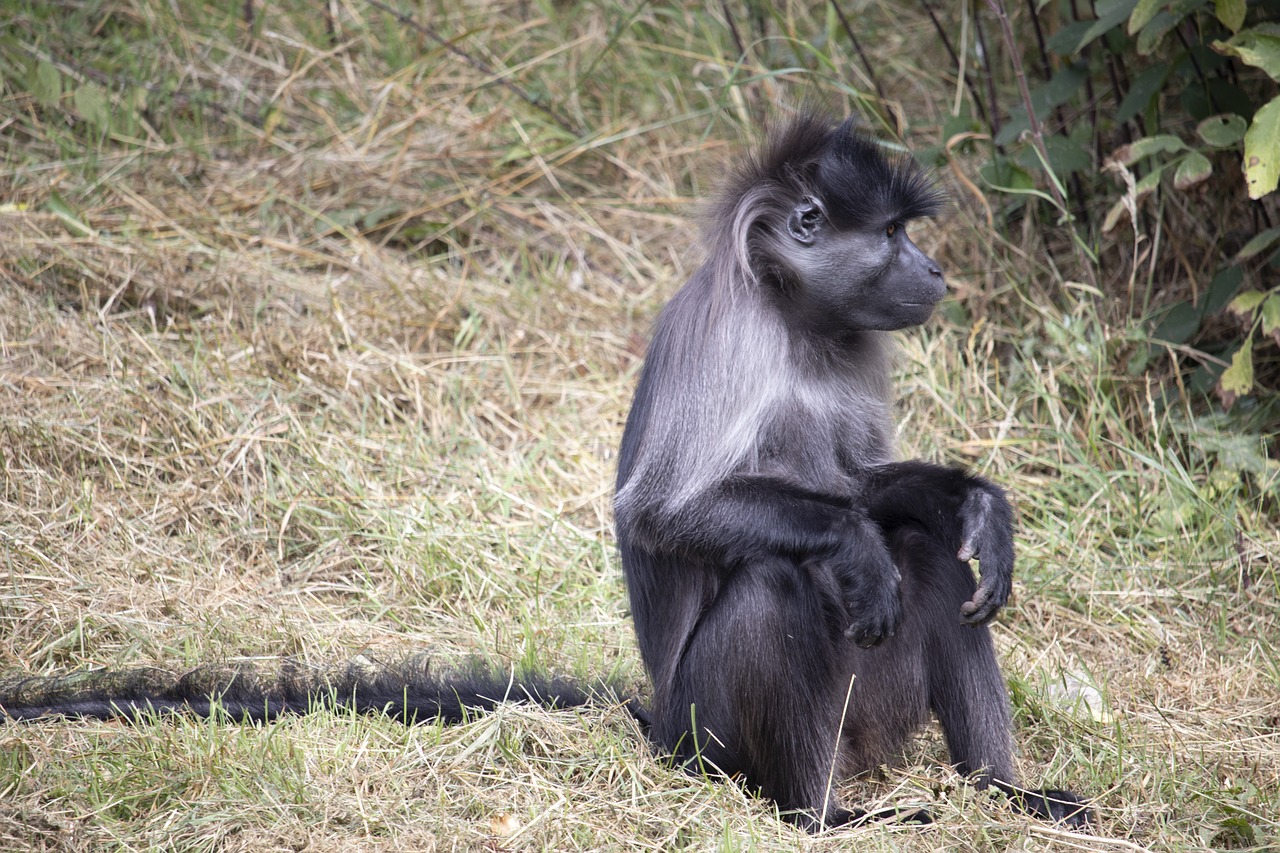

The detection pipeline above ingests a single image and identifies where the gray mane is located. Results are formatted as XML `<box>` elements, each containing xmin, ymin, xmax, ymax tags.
<box><xmin>615</xmin><ymin>114</ymin><xmax>896</xmax><ymax>527</ymax></box>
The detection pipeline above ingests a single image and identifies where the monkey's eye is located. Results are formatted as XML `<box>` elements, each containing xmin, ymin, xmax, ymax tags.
<box><xmin>886</xmin><ymin>222</ymin><xmax>899</xmax><ymax>237</ymax></box>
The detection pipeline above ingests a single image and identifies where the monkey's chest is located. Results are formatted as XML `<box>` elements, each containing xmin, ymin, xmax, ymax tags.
<box><xmin>755</xmin><ymin>397</ymin><xmax>893</xmax><ymax>488</ymax></box>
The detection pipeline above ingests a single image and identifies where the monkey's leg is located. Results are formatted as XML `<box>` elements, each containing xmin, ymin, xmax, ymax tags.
<box><xmin>889</xmin><ymin>526</ymin><xmax>1092</xmax><ymax>828</ymax></box>
<box><xmin>654</xmin><ymin>556</ymin><xmax>854</xmax><ymax>832</ymax></box>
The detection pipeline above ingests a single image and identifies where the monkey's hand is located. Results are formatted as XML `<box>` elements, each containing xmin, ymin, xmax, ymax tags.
<box><xmin>956</xmin><ymin>485</ymin><xmax>1014</xmax><ymax>625</ymax></box>
<box><xmin>829</xmin><ymin>515</ymin><xmax>902</xmax><ymax>648</ymax></box>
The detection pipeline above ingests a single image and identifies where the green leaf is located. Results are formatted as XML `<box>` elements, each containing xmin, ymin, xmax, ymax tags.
<box><xmin>1137</xmin><ymin>11</ymin><xmax>1178</xmax><ymax>54</ymax></box>
<box><xmin>1018</xmin><ymin>135</ymin><xmax>1092</xmax><ymax>177</ymax></box>
<box><xmin>73</xmin><ymin>83</ymin><xmax>111</xmax><ymax>132</ymax></box>
<box><xmin>1174</xmin><ymin>415</ymin><xmax>1280</xmax><ymax>476</ymax></box>
<box><xmin>45</xmin><ymin>192</ymin><xmax>94</xmax><ymax>238</ymax></box>
<box><xmin>1126</xmin><ymin>341</ymin><xmax>1153</xmax><ymax>375</ymax></box>
<box><xmin>361</xmin><ymin>204</ymin><xmax>404</xmax><ymax>231</ymax></box>
<box><xmin>995</xmin><ymin>65</ymin><xmax>1091</xmax><ymax>146</ymax></box>
<box><xmin>941</xmin><ymin>111</ymin><xmax>981</xmax><ymax>145</ymax></box>
<box><xmin>1243</xmin><ymin>95</ymin><xmax>1280</xmax><ymax>199</ymax></box>
<box><xmin>1112</xmin><ymin>134</ymin><xmax>1186</xmax><ymax>165</ymax></box>
<box><xmin>1075</xmin><ymin>0</ymin><xmax>1138</xmax><ymax>51</ymax></box>
<box><xmin>1136</xmin><ymin>3</ymin><xmax>1209</xmax><ymax>54</ymax></box>
<box><xmin>980</xmin><ymin>157</ymin><xmax>1036</xmax><ymax>192</ymax></box>
<box><xmin>1134</xmin><ymin>168</ymin><xmax>1164</xmax><ymax>198</ymax></box>
<box><xmin>1217</xmin><ymin>339</ymin><xmax>1254</xmax><ymax>406</ymax></box>
<box><xmin>1128</xmin><ymin>0</ymin><xmax>1163</xmax><ymax>35</ymax></box>
<box><xmin>1213</xmin><ymin>27</ymin><xmax>1280</xmax><ymax>81</ymax></box>
<box><xmin>1041</xmin><ymin>64</ymin><xmax>1091</xmax><ymax>110</ymax></box>
<box><xmin>1196</xmin><ymin>114</ymin><xmax>1247</xmax><ymax>147</ymax></box>
<box><xmin>1201</xmin><ymin>267</ymin><xmax>1244</xmax><ymax>315</ymax></box>
<box><xmin>1229</xmin><ymin>290</ymin><xmax>1268</xmax><ymax>315</ymax></box>
<box><xmin>31</xmin><ymin>59</ymin><xmax>61</xmax><ymax>108</ymax></box>
<box><xmin>1262</xmin><ymin>294</ymin><xmax>1280</xmax><ymax>339</ymax></box>
<box><xmin>1047</xmin><ymin>20</ymin><xmax>1094</xmax><ymax>56</ymax></box>
<box><xmin>1152</xmin><ymin>300</ymin><xmax>1201</xmax><ymax>344</ymax></box>
<box><xmin>1211</xmin><ymin>814</ymin><xmax>1259</xmax><ymax>848</ymax></box>
<box><xmin>1118</xmin><ymin>65</ymin><xmax>1171</xmax><ymax>125</ymax></box>
<box><xmin>1234</xmin><ymin>227</ymin><xmax>1280</xmax><ymax>261</ymax></box>
<box><xmin>1173</xmin><ymin>151</ymin><xmax>1212</xmax><ymax>190</ymax></box>
<box><xmin>1215</xmin><ymin>0</ymin><xmax>1246</xmax><ymax>33</ymax></box>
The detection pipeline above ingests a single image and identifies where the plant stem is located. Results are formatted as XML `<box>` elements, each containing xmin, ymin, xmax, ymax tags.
<box><xmin>984</xmin><ymin>0</ymin><xmax>1098</xmax><ymax>287</ymax></box>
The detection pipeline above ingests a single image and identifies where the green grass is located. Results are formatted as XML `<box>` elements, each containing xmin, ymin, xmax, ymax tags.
<box><xmin>1</xmin><ymin>1</ymin><xmax>1277</xmax><ymax>850</ymax></box>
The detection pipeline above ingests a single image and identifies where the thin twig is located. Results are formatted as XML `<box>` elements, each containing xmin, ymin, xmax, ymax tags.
<box><xmin>718</xmin><ymin>0</ymin><xmax>748</xmax><ymax>63</ymax></box>
<box><xmin>985</xmin><ymin>0</ymin><xmax>1098</xmax><ymax>287</ymax></box>
<box><xmin>1173</xmin><ymin>23</ymin><xmax>1219</xmax><ymax>113</ymax></box>
<box><xmin>972</xmin><ymin>2</ymin><xmax>1002</xmax><ymax>138</ymax></box>
<box><xmin>920</xmin><ymin>0</ymin><xmax>994</xmax><ymax>135</ymax></box>
<box><xmin>1028</xmin><ymin>823</ymin><xmax>1155</xmax><ymax>853</ymax></box>
<box><xmin>1023</xmin><ymin>0</ymin><xmax>1053</xmax><ymax>82</ymax></box>
<box><xmin>984</xmin><ymin>0</ymin><xmax>1065</xmax><ymax>214</ymax></box>
<box><xmin>830</xmin><ymin>2</ymin><xmax>888</xmax><ymax>108</ymax></box>
<box><xmin>1062</xmin><ymin>0</ymin><xmax>1095</xmax><ymax>227</ymax></box>
<box><xmin>1104</xmin><ymin>54</ymin><xmax>1135</xmax><ymax>147</ymax></box>
<box><xmin>822</xmin><ymin>671</ymin><xmax>858</xmax><ymax>831</ymax></box>
<box><xmin>364</xmin><ymin>0</ymin><xmax>582</xmax><ymax>136</ymax></box>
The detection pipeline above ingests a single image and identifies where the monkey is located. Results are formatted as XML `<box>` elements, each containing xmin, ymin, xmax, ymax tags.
<box><xmin>612</xmin><ymin>110</ymin><xmax>1090</xmax><ymax>831</ymax></box>
<box><xmin>0</xmin><ymin>111</ymin><xmax>1090</xmax><ymax>833</ymax></box>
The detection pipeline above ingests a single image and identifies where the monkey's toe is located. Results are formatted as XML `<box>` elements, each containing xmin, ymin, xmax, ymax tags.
<box><xmin>1017</xmin><ymin>788</ymin><xmax>1093</xmax><ymax>829</ymax></box>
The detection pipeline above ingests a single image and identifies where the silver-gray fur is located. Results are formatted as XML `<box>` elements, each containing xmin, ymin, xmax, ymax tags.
<box><xmin>614</xmin><ymin>111</ymin><xmax>1090</xmax><ymax>832</ymax></box>
<box><xmin>613</xmin><ymin>263</ymin><xmax>893</xmax><ymax>529</ymax></box>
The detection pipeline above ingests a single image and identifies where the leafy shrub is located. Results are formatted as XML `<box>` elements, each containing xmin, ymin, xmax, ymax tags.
<box><xmin>935</xmin><ymin>0</ymin><xmax>1279</xmax><ymax>413</ymax></box>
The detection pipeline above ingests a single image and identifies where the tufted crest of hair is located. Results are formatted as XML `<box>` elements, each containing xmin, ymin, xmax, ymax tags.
<box><xmin>818</xmin><ymin>119</ymin><xmax>943</xmax><ymax>227</ymax></box>
<box><xmin>706</xmin><ymin>111</ymin><xmax>943</xmax><ymax>290</ymax></box>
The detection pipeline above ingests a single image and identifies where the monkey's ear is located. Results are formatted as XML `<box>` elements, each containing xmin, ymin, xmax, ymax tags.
<box><xmin>787</xmin><ymin>198</ymin><xmax>825</xmax><ymax>246</ymax></box>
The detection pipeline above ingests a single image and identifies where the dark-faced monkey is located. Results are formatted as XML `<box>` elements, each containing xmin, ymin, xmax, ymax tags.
<box><xmin>613</xmin><ymin>111</ymin><xmax>1090</xmax><ymax>831</ymax></box>
<box><xmin>0</xmin><ymin>111</ymin><xmax>1089</xmax><ymax>834</ymax></box>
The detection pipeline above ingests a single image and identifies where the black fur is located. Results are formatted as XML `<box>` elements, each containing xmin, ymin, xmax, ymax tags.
<box><xmin>614</xmin><ymin>112</ymin><xmax>1090</xmax><ymax>831</ymax></box>
<box><xmin>0</xmin><ymin>657</ymin><xmax>606</xmax><ymax>724</ymax></box>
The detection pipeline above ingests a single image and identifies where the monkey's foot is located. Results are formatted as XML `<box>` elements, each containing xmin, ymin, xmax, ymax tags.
<box><xmin>1010</xmin><ymin>787</ymin><xmax>1093</xmax><ymax>829</ymax></box>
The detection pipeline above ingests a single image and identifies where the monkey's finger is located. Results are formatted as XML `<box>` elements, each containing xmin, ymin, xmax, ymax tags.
<box><xmin>957</xmin><ymin>536</ymin><xmax>979</xmax><ymax>562</ymax></box>
<box><xmin>844</xmin><ymin>612</ymin><xmax>897</xmax><ymax>647</ymax></box>
<box><xmin>963</xmin><ymin>572</ymin><xmax>1012</xmax><ymax>624</ymax></box>
<box><xmin>849</xmin><ymin>628</ymin><xmax>892</xmax><ymax>648</ymax></box>
<box><xmin>959</xmin><ymin>598</ymin><xmax>997</xmax><ymax>625</ymax></box>
<box><xmin>959</xmin><ymin>583</ymin><xmax>1002</xmax><ymax>624</ymax></box>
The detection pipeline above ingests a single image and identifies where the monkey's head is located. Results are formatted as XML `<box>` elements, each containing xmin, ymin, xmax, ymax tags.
<box><xmin>738</xmin><ymin>115</ymin><xmax>947</xmax><ymax>337</ymax></box>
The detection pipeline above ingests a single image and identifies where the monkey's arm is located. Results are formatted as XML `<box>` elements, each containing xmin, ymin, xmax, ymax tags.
<box><xmin>862</xmin><ymin>461</ymin><xmax>1014</xmax><ymax>625</ymax></box>
<box><xmin>617</xmin><ymin>473</ymin><xmax>901</xmax><ymax>646</ymax></box>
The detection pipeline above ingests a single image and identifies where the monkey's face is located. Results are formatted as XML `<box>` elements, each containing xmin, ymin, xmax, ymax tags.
<box><xmin>780</xmin><ymin>198</ymin><xmax>946</xmax><ymax>334</ymax></box>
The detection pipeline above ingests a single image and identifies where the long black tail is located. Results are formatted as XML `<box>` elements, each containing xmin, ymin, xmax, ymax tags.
<box><xmin>0</xmin><ymin>656</ymin><xmax>630</xmax><ymax>725</ymax></box>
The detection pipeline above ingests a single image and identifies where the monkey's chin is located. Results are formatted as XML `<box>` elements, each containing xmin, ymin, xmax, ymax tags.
<box><xmin>889</xmin><ymin>303</ymin><xmax>941</xmax><ymax>328</ymax></box>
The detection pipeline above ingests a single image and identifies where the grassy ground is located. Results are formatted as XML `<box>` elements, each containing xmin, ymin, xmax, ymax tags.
<box><xmin>1</xmin><ymin>1</ymin><xmax>1277</xmax><ymax>851</ymax></box>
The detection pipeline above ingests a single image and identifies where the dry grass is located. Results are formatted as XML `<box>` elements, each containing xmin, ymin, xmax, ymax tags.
<box><xmin>0</xmin><ymin>1</ymin><xmax>1276</xmax><ymax>851</ymax></box>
